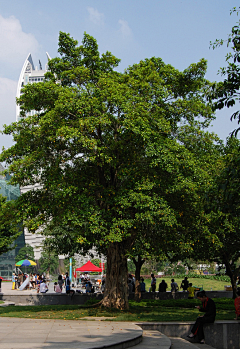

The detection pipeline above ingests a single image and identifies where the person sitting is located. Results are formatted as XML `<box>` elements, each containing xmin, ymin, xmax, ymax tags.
<box><xmin>187</xmin><ymin>290</ymin><xmax>216</xmax><ymax>344</ymax></box>
<box><xmin>39</xmin><ymin>279</ymin><xmax>48</xmax><ymax>293</ymax></box>
<box><xmin>54</xmin><ymin>282</ymin><xmax>62</xmax><ymax>293</ymax></box>
<box><xmin>159</xmin><ymin>279</ymin><xmax>168</xmax><ymax>292</ymax></box>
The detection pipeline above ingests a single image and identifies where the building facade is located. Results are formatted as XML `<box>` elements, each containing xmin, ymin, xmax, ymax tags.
<box><xmin>0</xmin><ymin>163</ymin><xmax>25</xmax><ymax>279</ymax></box>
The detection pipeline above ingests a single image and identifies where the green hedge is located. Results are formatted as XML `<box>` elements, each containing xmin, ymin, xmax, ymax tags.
<box><xmin>166</xmin><ymin>273</ymin><xmax>231</xmax><ymax>282</ymax></box>
<box><xmin>129</xmin><ymin>298</ymin><xmax>235</xmax><ymax>310</ymax></box>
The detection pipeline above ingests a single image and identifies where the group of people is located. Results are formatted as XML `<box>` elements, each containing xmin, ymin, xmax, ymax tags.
<box><xmin>150</xmin><ymin>276</ymin><xmax>197</xmax><ymax>298</ymax></box>
<box><xmin>12</xmin><ymin>272</ymin><xmax>47</xmax><ymax>291</ymax></box>
<box><xmin>129</xmin><ymin>274</ymin><xmax>199</xmax><ymax>297</ymax></box>
<box><xmin>54</xmin><ymin>273</ymin><xmax>75</xmax><ymax>297</ymax></box>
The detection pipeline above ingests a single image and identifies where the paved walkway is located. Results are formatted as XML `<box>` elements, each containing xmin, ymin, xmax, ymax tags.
<box><xmin>0</xmin><ymin>317</ymin><xmax>142</xmax><ymax>349</ymax></box>
<box><xmin>1</xmin><ymin>281</ymin><xmax>57</xmax><ymax>295</ymax></box>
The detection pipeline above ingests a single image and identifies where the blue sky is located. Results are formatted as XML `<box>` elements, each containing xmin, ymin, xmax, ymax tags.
<box><xmin>0</xmin><ymin>0</ymin><xmax>239</xmax><ymax>149</ymax></box>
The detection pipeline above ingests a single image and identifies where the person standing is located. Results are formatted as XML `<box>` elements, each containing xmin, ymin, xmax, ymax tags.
<box><xmin>187</xmin><ymin>283</ymin><xmax>195</xmax><ymax>299</ymax></box>
<box><xmin>171</xmin><ymin>279</ymin><xmax>179</xmax><ymax>292</ymax></box>
<box><xmin>159</xmin><ymin>280</ymin><xmax>168</xmax><ymax>292</ymax></box>
<box><xmin>58</xmin><ymin>274</ymin><xmax>64</xmax><ymax>291</ymax></box>
<box><xmin>65</xmin><ymin>272</ymin><xmax>71</xmax><ymax>294</ymax></box>
<box><xmin>0</xmin><ymin>277</ymin><xmax>2</xmax><ymax>292</ymax></box>
<box><xmin>12</xmin><ymin>272</ymin><xmax>16</xmax><ymax>290</ymax></box>
<box><xmin>140</xmin><ymin>278</ymin><xmax>146</xmax><ymax>292</ymax></box>
<box><xmin>181</xmin><ymin>276</ymin><xmax>189</xmax><ymax>291</ymax></box>
<box><xmin>187</xmin><ymin>290</ymin><xmax>216</xmax><ymax>344</ymax></box>
<box><xmin>151</xmin><ymin>274</ymin><xmax>156</xmax><ymax>292</ymax></box>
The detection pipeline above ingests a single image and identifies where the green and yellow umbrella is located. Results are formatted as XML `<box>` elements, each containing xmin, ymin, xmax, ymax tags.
<box><xmin>15</xmin><ymin>259</ymin><xmax>37</xmax><ymax>267</ymax></box>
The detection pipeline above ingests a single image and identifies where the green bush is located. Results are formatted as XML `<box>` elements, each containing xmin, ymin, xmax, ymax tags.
<box><xmin>172</xmin><ymin>273</ymin><xmax>231</xmax><ymax>282</ymax></box>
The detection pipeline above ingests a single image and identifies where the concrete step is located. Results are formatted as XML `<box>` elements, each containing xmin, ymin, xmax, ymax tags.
<box><xmin>0</xmin><ymin>301</ymin><xmax>15</xmax><ymax>307</ymax></box>
<box><xmin>133</xmin><ymin>330</ymin><xmax>171</xmax><ymax>349</ymax></box>
<box><xmin>170</xmin><ymin>337</ymin><xmax>216</xmax><ymax>349</ymax></box>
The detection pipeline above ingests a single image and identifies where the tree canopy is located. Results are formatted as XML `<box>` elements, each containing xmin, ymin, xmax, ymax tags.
<box><xmin>210</xmin><ymin>7</ymin><xmax>240</xmax><ymax>136</ymax></box>
<box><xmin>0</xmin><ymin>32</ymin><xmax>216</xmax><ymax>309</ymax></box>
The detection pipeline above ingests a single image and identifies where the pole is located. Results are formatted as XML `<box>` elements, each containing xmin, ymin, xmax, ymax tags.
<box><xmin>69</xmin><ymin>258</ymin><xmax>72</xmax><ymax>284</ymax></box>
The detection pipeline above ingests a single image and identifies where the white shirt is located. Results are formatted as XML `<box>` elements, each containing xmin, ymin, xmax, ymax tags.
<box><xmin>40</xmin><ymin>282</ymin><xmax>48</xmax><ymax>293</ymax></box>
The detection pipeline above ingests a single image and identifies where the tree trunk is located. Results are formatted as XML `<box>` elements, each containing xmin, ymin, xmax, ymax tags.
<box><xmin>224</xmin><ymin>255</ymin><xmax>238</xmax><ymax>299</ymax></box>
<box><xmin>133</xmin><ymin>255</ymin><xmax>145</xmax><ymax>302</ymax></box>
<box><xmin>102</xmin><ymin>242</ymin><xmax>129</xmax><ymax>309</ymax></box>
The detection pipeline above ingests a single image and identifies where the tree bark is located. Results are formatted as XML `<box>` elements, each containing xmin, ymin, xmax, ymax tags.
<box><xmin>223</xmin><ymin>254</ymin><xmax>238</xmax><ymax>299</ymax></box>
<box><xmin>133</xmin><ymin>255</ymin><xmax>145</xmax><ymax>301</ymax></box>
<box><xmin>102</xmin><ymin>242</ymin><xmax>129</xmax><ymax>309</ymax></box>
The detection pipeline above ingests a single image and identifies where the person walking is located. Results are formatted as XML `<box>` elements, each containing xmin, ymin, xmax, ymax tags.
<box><xmin>187</xmin><ymin>290</ymin><xmax>216</xmax><ymax>344</ymax></box>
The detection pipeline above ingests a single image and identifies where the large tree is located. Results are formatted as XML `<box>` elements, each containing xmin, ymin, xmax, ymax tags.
<box><xmin>0</xmin><ymin>32</ymin><xmax>215</xmax><ymax>309</ymax></box>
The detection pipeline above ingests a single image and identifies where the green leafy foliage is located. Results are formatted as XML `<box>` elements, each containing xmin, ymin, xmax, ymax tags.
<box><xmin>38</xmin><ymin>251</ymin><xmax>59</xmax><ymax>275</ymax></box>
<box><xmin>0</xmin><ymin>195</ymin><xmax>22</xmax><ymax>255</ymax></box>
<box><xmin>209</xmin><ymin>7</ymin><xmax>240</xmax><ymax>136</ymax></box>
<box><xmin>15</xmin><ymin>244</ymin><xmax>34</xmax><ymax>263</ymax></box>
<box><xmin>169</xmin><ymin>273</ymin><xmax>231</xmax><ymax>282</ymax></box>
<box><xmin>15</xmin><ymin>244</ymin><xmax>35</xmax><ymax>273</ymax></box>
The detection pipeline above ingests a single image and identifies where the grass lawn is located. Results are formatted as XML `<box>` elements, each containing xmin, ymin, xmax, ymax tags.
<box><xmin>144</xmin><ymin>277</ymin><xmax>229</xmax><ymax>291</ymax></box>
<box><xmin>0</xmin><ymin>298</ymin><xmax>235</xmax><ymax>322</ymax></box>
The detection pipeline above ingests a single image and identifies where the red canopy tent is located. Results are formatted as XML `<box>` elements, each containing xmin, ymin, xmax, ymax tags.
<box><xmin>76</xmin><ymin>260</ymin><xmax>102</xmax><ymax>272</ymax></box>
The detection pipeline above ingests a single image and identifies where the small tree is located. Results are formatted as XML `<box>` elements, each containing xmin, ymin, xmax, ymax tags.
<box><xmin>15</xmin><ymin>244</ymin><xmax>34</xmax><ymax>263</ymax></box>
<box><xmin>38</xmin><ymin>251</ymin><xmax>59</xmax><ymax>276</ymax></box>
<box><xmin>15</xmin><ymin>244</ymin><xmax>35</xmax><ymax>274</ymax></box>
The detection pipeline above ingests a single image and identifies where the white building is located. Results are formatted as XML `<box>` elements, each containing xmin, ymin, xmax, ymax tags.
<box><xmin>16</xmin><ymin>53</ymin><xmax>50</xmax><ymax>122</ymax></box>
<box><xmin>16</xmin><ymin>53</ymin><xmax>51</xmax><ymax>260</ymax></box>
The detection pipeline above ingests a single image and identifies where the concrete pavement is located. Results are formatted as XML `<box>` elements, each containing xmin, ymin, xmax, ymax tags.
<box><xmin>0</xmin><ymin>318</ymin><xmax>143</xmax><ymax>349</ymax></box>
